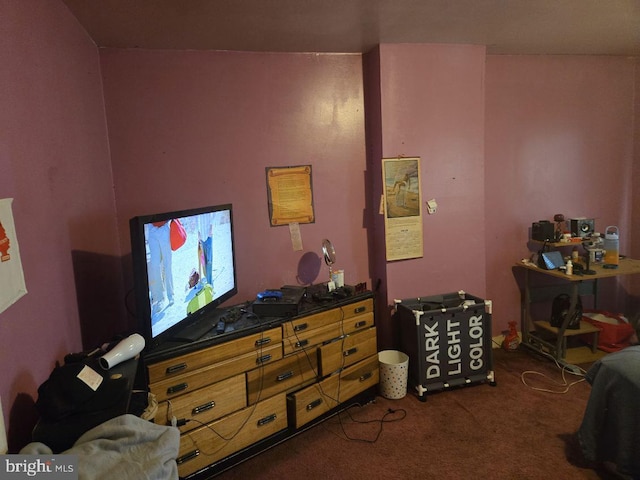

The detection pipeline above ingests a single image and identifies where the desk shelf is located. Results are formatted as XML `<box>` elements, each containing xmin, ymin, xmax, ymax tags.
<box><xmin>533</xmin><ymin>320</ymin><xmax>600</xmax><ymax>359</ymax></box>
<box><xmin>517</xmin><ymin>257</ymin><xmax>640</xmax><ymax>366</ymax></box>
<box><xmin>531</xmin><ymin>239</ymin><xmax>586</xmax><ymax>248</ymax></box>
<box><xmin>534</xmin><ymin>320</ymin><xmax>600</xmax><ymax>337</ymax></box>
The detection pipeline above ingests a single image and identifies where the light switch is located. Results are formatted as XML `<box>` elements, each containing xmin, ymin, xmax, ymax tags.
<box><xmin>426</xmin><ymin>199</ymin><xmax>438</xmax><ymax>214</ymax></box>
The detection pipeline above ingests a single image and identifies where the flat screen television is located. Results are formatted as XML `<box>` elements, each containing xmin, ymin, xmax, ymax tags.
<box><xmin>129</xmin><ymin>203</ymin><xmax>237</xmax><ymax>349</ymax></box>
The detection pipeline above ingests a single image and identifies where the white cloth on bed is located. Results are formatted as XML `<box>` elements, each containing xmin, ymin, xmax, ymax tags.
<box><xmin>21</xmin><ymin>414</ymin><xmax>179</xmax><ymax>480</ymax></box>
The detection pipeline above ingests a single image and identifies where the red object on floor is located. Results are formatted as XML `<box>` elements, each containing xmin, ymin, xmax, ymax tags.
<box><xmin>581</xmin><ymin>310</ymin><xmax>636</xmax><ymax>352</ymax></box>
<box><xmin>503</xmin><ymin>321</ymin><xmax>520</xmax><ymax>351</ymax></box>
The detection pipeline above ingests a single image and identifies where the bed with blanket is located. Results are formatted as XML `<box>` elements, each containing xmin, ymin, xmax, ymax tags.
<box><xmin>578</xmin><ymin>345</ymin><xmax>640</xmax><ymax>477</ymax></box>
<box><xmin>21</xmin><ymin>414</ymin><xmax>180</xmax><ymax>480</ymax></box>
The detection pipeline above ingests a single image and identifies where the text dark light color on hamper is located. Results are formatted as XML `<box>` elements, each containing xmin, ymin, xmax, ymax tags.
<box><xmin>395</xmin><ymin>291</ymin><xmax>496</xmax><ymax>401</ymax></box>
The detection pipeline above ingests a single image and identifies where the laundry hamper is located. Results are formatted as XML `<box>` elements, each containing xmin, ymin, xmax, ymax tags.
<box><xmin>394</xmin><ymin>291</ymin><xmax>496</xmax><ymax>401</ymax></box>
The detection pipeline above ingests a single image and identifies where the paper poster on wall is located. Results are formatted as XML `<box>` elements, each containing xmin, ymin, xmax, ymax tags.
<box><xmin>382</xmin><ymin>157</ymin><xmax>423</xmax><ymax>261</ymax></box>
<box><xmin>266</xmin><ymin>165</ymin><xmax>315</xmax><ymax>226</ymax></box>
<box><xmin>0</xmin><ymin>198</ymin><xmax>27</xmax><ymax>314</ymax></box>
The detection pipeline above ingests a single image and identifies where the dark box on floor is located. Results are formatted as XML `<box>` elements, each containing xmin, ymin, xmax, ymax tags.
<box><xmin>395</xmin><ymin>291</ymin><xmax>495</xmax><ymax>400</ymax></box>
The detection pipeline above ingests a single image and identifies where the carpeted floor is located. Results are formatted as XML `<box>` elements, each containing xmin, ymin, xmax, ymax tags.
<box><xmin>211</xmin><ymin>347</ymin><xmax>620</xmax><ymax>479</ymax></box>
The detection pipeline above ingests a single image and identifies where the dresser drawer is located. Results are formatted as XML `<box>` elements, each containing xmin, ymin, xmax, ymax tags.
<box><xmin>177</xmin><ymin>393</ymin><xmax>287</xmax><ymax>478</ymax></box>
<box><xmin>156</xmin><ymin>374</ymin><xmax>246</xmax><ymax>433</ymax></box>
<box><xmin>281</xmin><ymin>298</ymin><xmax>373</xmax><ymax>339</ymax></box>
<box><xmin>147</xmin><ymin>327</ymin><xmax>282</xmax><ymax>384</ymax></box>
<box><xmin>318</xmin><ymin>327</ymin><xmax>377</xmax><ymax>377</ymax></box>
<box><xmin>339</xmin><ymin>298</ymin><xmax>374</xmax><ymax>320</ymax></box>
<box><xmin>282</xmin><ymin>322</ymin><xmax>344</xmax><ymax>356</ymax></box>
<box><xmin>332</xmin><ymin>355</ymin><xmax>378</xmax><ymax>404</ymax></box>
<box><xmin>340</xmin><ymin>311</ymin><xmax>374</xmax><ymax>335</ymax></box>
<box><xmin>246</xmin><ymin>350</ymin><xmax>318</xmax><ymax>404</ymax></box>
<box><xmin>150</xmin><ymin>342</ymin><xmax>282</xmax><ymax>402</ymax></box>
<box><xmin>282</xmin><ymin>308</ymin><xmax>342</xmax><ymax>338</ymax></box>
<box><xmin>287</xmin><ymin>355</ymin><xmax>379</xmax><ymax>429</ymax></box>
<box><xmin>286</xmin><ymin>380</ymin><xmax>334</xmax><ymax>430</ymax></box>
<box><xmin>282</xmin><ymin>312</ymin><xmax>374</xmax><ymax>356</ymax></box>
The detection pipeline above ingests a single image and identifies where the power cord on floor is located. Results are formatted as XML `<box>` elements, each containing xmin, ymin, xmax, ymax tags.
<box><xmin>520</xmin><ymin>350</ymin><xmax>586</xmax><ymax>394</ymax></box>
<box><xmin>322</xmin><ymin>401</ymin><xmax>407</xmax><ymax>444</ymax></box>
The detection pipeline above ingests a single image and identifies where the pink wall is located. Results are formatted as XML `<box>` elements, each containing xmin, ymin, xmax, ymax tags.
<box><xmin>485</xmin><ymin>55</ymin><xmax>638</xmax><ymax>330</ymax></box>
<box><xmin>2</xmin><ymin>2</ymin><xmax>639</xmax><ymax>454</ymax></box>
<box><xmin>0</xmin><ymin>0</ymin><xmax>117</xmax><ymax>451</ymax></box>
<box><xmin>365</xmin><ymin>44</ymin><xmax>488</xmax><ymax>348</ymax></box>
<box><xmin>100</xmin><ymin>50</ymin><xmax>371</xmax><ymax>315</ymax></box>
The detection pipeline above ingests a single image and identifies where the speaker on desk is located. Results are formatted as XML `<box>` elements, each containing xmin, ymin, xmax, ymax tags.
<box><xmin>532</xmin><ymin>220</ymin><xmax>555</xmax><ymax>242</ymax></box>
<box><xmin>570</xmin><ymin>218</ymin><xmax>595</xmax><ymax>238</ymax></box>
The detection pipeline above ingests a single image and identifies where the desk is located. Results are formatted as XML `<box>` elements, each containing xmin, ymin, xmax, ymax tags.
<box><xmin>517</xmin><ymin>257</ymin><xmax>640</xmax><ymax>365</ymax></box>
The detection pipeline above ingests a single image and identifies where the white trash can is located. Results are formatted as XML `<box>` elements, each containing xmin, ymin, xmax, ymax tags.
<box><xmin>378</xmin><ymin>350</ymin><xmax>409</xmax><ymax>399</ymax></box>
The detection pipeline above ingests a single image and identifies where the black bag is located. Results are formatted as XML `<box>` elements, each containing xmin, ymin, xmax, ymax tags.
<box><xmin>35</xmin><ymin>358</ymin><xmax>127</xmax><ymax>421</ymax></box>
<box><xmin>550</xmin><ymin>294</ymin><xmax>582</xmax><ymax>330</ymax></box>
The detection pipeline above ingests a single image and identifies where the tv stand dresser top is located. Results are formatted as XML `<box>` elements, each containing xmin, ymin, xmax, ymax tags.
<box><xmin>142</xmin><ymin>288</ymin><xmax>378</xmax><ymax>479</ymax></box>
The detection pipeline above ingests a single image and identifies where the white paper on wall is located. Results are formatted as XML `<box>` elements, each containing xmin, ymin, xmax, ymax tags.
<box><xmin>0</xmin><ymin>198</ymin><xmax>27</xmax><ymax>314</ymax></box>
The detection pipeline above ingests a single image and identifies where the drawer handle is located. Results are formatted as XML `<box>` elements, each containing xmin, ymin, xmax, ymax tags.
<box><xmin>293</xmin><ymin>323</ymin><xmax>308</xmax><ymax>332</ymax></box>
<box><xmin>166</xmin><ymin>363</ymin><xmax>187</xmax><ymax>374</ymax></box>
<box><xmin>295</xmin><ymin>339</ymin><xmax>308</xmax><ymax>348</ymax></box>
<box><xmin>343</xmin><ymin>347</ymin><xmax>358</xmax><ymax>357</ymax></box>
<box><xmin>306</xmin><ymin>398</ymin><xmax>322</xmax><ymax>411</ymax></box>
<box><xmin>192</xmin><ymin>401</ymin><xmax>215</xmax><ymax>415</ymax></box>
<box><xmin>255</xmin><ymin>337</ymin><xmax>272</xmax><ymax>347</ymax></box>
<box><xmin>257</xmin><ymin>413</ymin><xmax>277</xmax><ymax>426</ymax></box>
<box><xmin>257</xmin><ymin>354</ymin><xmax>272</xmax><ymax>364</ymax></box>
<box><xmin>359</xmin><ymin>372</ymin><xmax>373</xmax><ymax>382</ymax></box>
<box><xmin>354</xmin><ymin>306</ymin><xmax>366</xmax><ymax>314</ymax></box>
<box><xmin>176</xmin><ymin>450</ymin><xmax>199</xmax><ymax>464</ymax></box>
<box><xmin>276</xmin><ymin>371</ymin><xmax>294</xmax><ymax>382</ymax></box>
<box><xmin>167</xmin><ymin>382</ymin><xmax>188</xmax><ymax>395</ymax></box>
<box><xmin>354</xmin><ymin>320</ymin><xmax>367</xmax><ymax>328</ymax></box>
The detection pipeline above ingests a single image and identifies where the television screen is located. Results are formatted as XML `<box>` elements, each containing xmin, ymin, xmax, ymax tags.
<box><xmin>130</xmin><ymin>204</ymin><xmax>237</xmax><ymax>348</ymax></box>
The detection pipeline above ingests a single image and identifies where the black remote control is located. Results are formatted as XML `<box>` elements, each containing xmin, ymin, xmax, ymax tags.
<box><xmin>216</xmin><ymin>316</ymin><xmax>226</xmax><ymax>334</ymax></box>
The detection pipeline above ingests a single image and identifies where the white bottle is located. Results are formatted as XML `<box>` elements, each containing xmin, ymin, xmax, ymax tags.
<box><xmin>99</xmin><ymin>333</ymin><xmax>145</xmax><ymax>370</ymax></box>
<box><xmin>566</xmin><ymin>260</ymin><xmax>573</xmax><ymax>275</ymax></box>
<box><xmin>603</xmin><ymin>226</ymin><xmax>619</xmax><ymax>268</ymax></box>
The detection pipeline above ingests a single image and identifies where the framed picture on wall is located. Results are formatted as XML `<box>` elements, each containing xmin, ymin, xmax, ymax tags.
<box><xmin>382</xmin><ymin>157</ymin><xmax>423</xmax><ymax>261</ymax></box>
<box><xmin>266</xmin><ymin>165</ymin><xmax>315</xmax><ymax>226</ymax></box>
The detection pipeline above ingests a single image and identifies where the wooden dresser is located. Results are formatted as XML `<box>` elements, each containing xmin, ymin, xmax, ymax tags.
<box><xmin>143</xmin><ymin>291</ymin><xmax>378</xmax><ymax>479</ymax></box>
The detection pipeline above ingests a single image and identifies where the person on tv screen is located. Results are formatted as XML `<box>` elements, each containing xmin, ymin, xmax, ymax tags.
<box><xmin>197</xmin><ymin>212</ymin><xmax>214</xmax><ymax>286</ymax></box>
<box><xmin>148</xmin><ymin>220</ymin><xmax>175</xmax><ymax>314</ymax></box>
